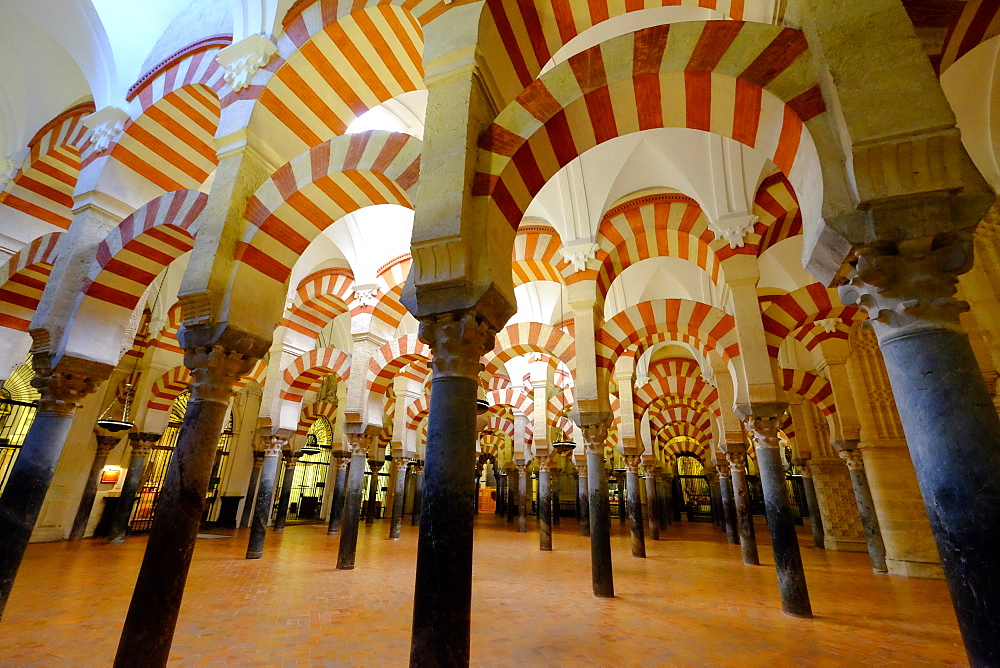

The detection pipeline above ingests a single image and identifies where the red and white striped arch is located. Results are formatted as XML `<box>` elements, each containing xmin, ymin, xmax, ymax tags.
<box><xmin>0</xmin><ymin>232</ymin><xmax>61</xmax><ymax>332</ymax></box>
<box><xmin>153</xmin><ymin>302</ymin><xmax>184</xmax><ymax>354</ymax></box>
<box><xmin>781</xmin><ymin>368</ymin><xmax>836</xmax><ymax>417</ymax></box>
<box><xmin>649</xmin><ymin>403</ymin><xmax>713</xmax><ymax>434</ymax></box>
<box><xmin>147</xmin><ymin>365</ymin><xmax>193</xmax><ymax>414</ymax></box>
<box><xmin>367</xmin><ymin>333</ymin><xmax>431</xmax><ymax>397</ymax></box>
<box><xmin>476</xmin><ymin>23</ymin><xmax>826</xmax><ymax>236</ymax></box>
<box><xmin>249</xmin><ymin>4</ymin><xmax>426</xmax><ymax>159</ymax></box>
<box><xmin>512</xmin><ymin>224</ymin><xmax>566</xmax><ymax>286</ymax></box>
<box><xmin>596</xmin><ymin>299</ymin><xmax>739</xmax><ymax>371</ymax></box>
<box><xmin>636</xmin><ymin>374</ymin><xmax>720</xmax><ymax>416</ymax></box>
<box><xmin>660</xmin><ymin>431</ymin><xmax>710</xmax><ymax>459</ymax></box>
<box><xmin>297</xmin><ymin>400</ymin><xmax>338</xmax><ymax>436</ymax></box>
<box><xmin>0</xmin><ymin>103</ymin><xmax>92</xmax><ymax>230</ymax></box>
<box><xmin>940</xmin><ymin>0</ymin><xmax>1000</xmax><ymax>73</ymax></box>
<box><xmin>280</xmin><ymin>347</ymin><xmax>352</xmax><ymax>403</ymax></box>
<box><xmin>760</xmin><ymin>284</ymin><xmax>863</xmax><ymax>358</ymax></box>
<box><xmin>81</xmin><ymin>190</ymin><xmax>206</xmax><ymax>315</ymax></box>
<box><xmin>282</xmin><ymin>266</ymin><xmax>355</xmax><ymax>343</ymax></box>
<box><xmin>480</xmin><ymin>0</ymin><xmax>748</xmax><ymax>106</ymax></box>
<box><xmin>406</xmin><ymin>393</ymin><xmax>431</xmax><ymax>430</ymax></box>
<box><xmin>363</xmin><ymin>254</ymin><xmax>411</xmax><ymax>334</ymax></box>
<box><xmin>238</xmin><ymin>130</ymin><xmax>421</xmax><ymax>286</ymax></box>
<box><xmin>754</xmin><ymin>172</ymin><xmax>802</xmax><ymax>256</ymax></box>
<box><xmin>485</xmin><ymin>388</ymin><xmax>532</xmax><ymax>419</ymax></box>
<box><xmin>485</xmin><ymin>414</ymin><xmax>515</xmax><ymax>437</ymax></box>
<box><xmin>483</xmin><ymin>322</ymin><xmax>576</xmax><ymax>375</ymax></box>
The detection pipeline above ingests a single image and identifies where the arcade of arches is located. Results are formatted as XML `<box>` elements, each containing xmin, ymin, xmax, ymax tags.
<box><xmin>1</xmin><ymin>0</ymin><xmax>999</xmax><ymax>665</ymax></box>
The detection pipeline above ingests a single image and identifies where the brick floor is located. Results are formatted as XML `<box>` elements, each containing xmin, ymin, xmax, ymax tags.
<box><xmin>0</xmin><ymin>516</ymin><xmax>966</xmax><ymax>666</ymax></box>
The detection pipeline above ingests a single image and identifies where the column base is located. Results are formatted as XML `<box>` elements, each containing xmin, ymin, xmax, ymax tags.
<box><xmin>823</xmin><ymin>536</ymin><xmax>868</xmax><ymax>552</ymax></box>
<box><xmin>887</xmin><ymin>558</ymin><xmax>945</xmax><ymax>579</ymax></box>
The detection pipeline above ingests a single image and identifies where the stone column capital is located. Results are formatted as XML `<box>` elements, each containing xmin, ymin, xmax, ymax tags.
<box><xmin>418</xmin><ymin>310</ymin><xmax>495</xmax><ymax>381</ymax></box>
<box><xmin>184</xmin><ymin>344</ymin><xmax>259</xmax><ymax>405</ymax></box>
<box><xmin>394</xmin><ymin>457</ymin><xmax>411</xmax><ymax>474</ymax></box>
<box><xmin>515</xmin><ymin>463</ymin><xmax>529</xmax><ymax>474</ymax></box>
<box><xmin>838</xmin><ymin>449</ymin><xmax>865</xmax><ymax>471</ymax></box>
<box><xmin>368</xmin><ymin>459</ymin><xmax>385</xmax><ymax>472</ymax></box>
<box><xmin>744</xmin><ymin>416</ymin><xmax>783</xmax><ymax>450</ymax></box>
<box><xmin>94</xmin><ymin>433</ymin><xmax>123</xmax><ymax>456</ymax></box>
<box><xmin>838</xmin><ymin>233</ymin><xmax>973</xmax><ymax>342</ymax></box>
<box><xmin>581</xmin><ymin>422</ymin><xmax>609</xmax><ymax>454</ymax></box>
<box><xmin>335</xmin><ymin>456</ymin><xmax>350</xmax><ymax>471</ymax></box>
<box><xmin>263</xmin><ymin>435</ymin><xmax>289</xmax><ymax>457</ymax></box>
<box><xmin>792</xmin><ymin>458</ymin><xmax>812</xmax><ymax>478</ymax></box>
<box><xmin>346</xmin><ymin>433</ymin><xmax>373</xmax><ymax>457</ymax></box>
<box><xmin>283</xmin><ymin>451</ymin><xmax>303</xmax><ymax>467</ymax></box>
<box><xmin>252</xmin><ymin>450</ymin><xmax>267</xmax><ymax>464</ymax></box>
<box><xmin>715</xmin><ymin>461</ymin><xmax>732</xmax><ymax>478</ymax></box>
<box><xmin>30</xmin><ymin>355</ymin><xmax>110</xmax><ymax>415</ymax></box>
<box><xmin>726</xmin><ymin>451</ymin><xmax>748</xmax><ymax>471</ymax></box>
<box><xmin>623</xmin><ymin>455</ymin><xmax>641</xmax><ymax>473</ymax></box>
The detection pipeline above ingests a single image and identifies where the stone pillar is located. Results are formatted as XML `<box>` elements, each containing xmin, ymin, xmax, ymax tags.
<box><xmin>643</xmin><ymin>467</ymin><xmax>659</xmax><ymax>541</ymax></box>
<box><xmin>809</xmin><ymin>457</ymin><xmax>867</xmax><ymax>551</ymax></box>
<box><xmin>495</xmin><ymin>472</ymin><xmax>505</xmax><ymax>516</ymax></box>
<box><xmin>408</xmin><ymin>311</ymin><xmax>494</xmax><ymax>666</ymax></box>
<box><xmin>795</xmin><ymin>460</ymin><xmax>825</xmax><ymax>549</ymax></box>
<box><xmin>272</xmin><ymin>451</ymin><xmax>301</xmax><ymax>532</ymax></box>
<box><xmin>389</xmin><ymin>458</ymin><xmax>409</xmax><ymax>539</ymax></box>
<box><xmin>838</xmin><ymin>446</ymin><xmax>888</xmax><ymax>573</ymax></box>
<box><xmin>239</xmin><ymin>450</ymin><xmax>265</xmax><ymax>530</ymax></box>
<box><xmin>365</xmin><ymin>460</ymin><xmax>384</xmax><ymax>524</ymax></box>
<box><xmin>705</xmin><ymin>467</ymin><xmax>723</xmax><ymax>530</ymax></box>
<box><xmin>107</xmin><ymin>433</ymin><xmax>161</xmax><ymax>544</ymax></box>
<box><xmin>655</xmin><ymin>473</ymin><xmax>669</xmax><ymax>528</ymax></box>
<box><xmin>583</xmin><ymin>423</ymin><xmax>614</xmax><ymax>598</ymax></box>
<box><xmin>410</xmin><ymin>463</ymin><xmax>423</xmax><ymax>526</ymax></box>
<box><xmin>115</xmin><ymin>341</ymin><xmax>260</xmax><ymax>665</ymax></box>
<box><xmin>624</xmin><ymin>457</ymin><xmax>645</xmax><ymax>558</ymax></box>
<box><xmin>69</xmin><ymin>433</ymin><xmax>122</xmax><ymax>540</ymax></box>
<box><xmin>537</xmin><ymin>458</ymin><xmax>552</xmax><ymax>551</ymax></box>
<box><xmin>337</xmin><ymin>434</ymin><xmax>372</xmax><ymax>570</ymax></box>
<box><xmin>840</xmin><ymin>237</ymin><xmax>1000</xmax><ymax>662</ymax></box>
<box><xmin>671</xmin><ymin>471</ymin><xmax>683</xmax><ymax>522</ymax></box>
<box><xmin>726</xmin><ymin>449</ymin><xmax>759</xmax><ymax>565</ymax></box>
<box><xmin>745</xmin><ymin>415</ymin><xmax>811</xmax><ymax>617</ymax></box>
<box><xmin>506</xmin><ymin>471</ymin><xmax>516</xmax><ymax>523</ymax></box>
<box><xmin>0</xmin><ymin>356</ymin><xmax>106</xmax><ymax>619</ymax></box>
<box><xmin>577</xmin><ymin>465</ymin><xmax>590</xmax><ymax>537</ymax></box>
<box><xmin>717</xmin><ymin>461</ymin><xmax>740</xmax><ymax>546</ymax></box>
<box><xmin>246</xmin><ymin>435</ymin><xmax>285</xmax><ymax>558</ymax></box>
<box><xmin>516</xmin><ymin>464</ymin><xmax>528</xmax><ymax>533</ymax></box>
<box><xmin>550</xmin><ymin>467</ymin><xmax>561</xmax><ymax>526</ymax></box>
<box><xmin>617</xmin><ymin>472</ymin><xmax>627</xmax><ymax>525</ymax></box>
<box><xmin>327</xmin><ymin>454</ymin><xmax>349</xmax><ymax>535</ymax></box>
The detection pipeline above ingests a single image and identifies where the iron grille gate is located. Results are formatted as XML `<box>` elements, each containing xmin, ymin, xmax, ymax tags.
<box><xmin>0</xmin><ymin>398</ymin><xmax>37</xmax><ymax>494</ymax></box>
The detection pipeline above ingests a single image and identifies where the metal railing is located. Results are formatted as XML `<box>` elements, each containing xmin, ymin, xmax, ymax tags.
<box><xmin>0</xmin><ymin>398</ymin><xmax>37</xmax><ymax>494</ymax></box>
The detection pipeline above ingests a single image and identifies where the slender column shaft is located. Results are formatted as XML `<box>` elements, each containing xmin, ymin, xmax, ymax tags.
<box><xmin>389</xmin><ymin>460</ymin><xmax>408</xmax><ymax>539</ymax></box>
<box><xmin>718</xmin><ymin>471</ymin><xmax>740</xmax><ymax>545</ymax></box>
<box><xmin>108</xmin><ymin>434</ymin><xmax>159</xmax><ymax>544</ymax></box>
<box><xmin>0</xmin><ymin>361</ymin><xmax>104</xmax><ymax>619</ymax></box>
<box><xmin>671</xmin><ymin>474</ymin><xmax>683</xmax><ymax>521</ymax></box>
<box><xmin>411</xmin><ymin>467</ymin><xmax>423</xmax><ymax>526</ymax></box>
<box><xmin>643</xmin><ymin>470</ymin><xmax>659</xmax><ymax>541</ymax></box>
<box><xmin>273</xmin><ymin>455</ymin><xmax>299</xmax><ymax>532</ymax></box>
<box><xmin>116</xmin><ymin>343</ymin><xmax>257</xmax><ymax>666</ymax></box>
<box><xmin>840</xmin><ymin>449</ymin><xmax>888</xmax><ymax>573</ymax></box>
<box><xmin>587</xmin><ymin>448</ymin><xmax>613</xmax><ymax>597</ymax></box>
<box><xmin>69</xmin><ymin>435</ymin><xmax>120</xmax><ymax>541</ymax></box>
<box><xmin>617</xmin><ymin>475</ymin><xmax>627</xmax><ymax>524</ymax></box>
<box><xmin>625</xmin><ymin>460</ymin><xmax>645</xmax><ymax>558</ymax></box>
<box><xmin>538</xmin><ymin>464</ymin><xmax>552</xmax><ymax>551</ymax></box>
<box><xmin>239</xmin><ymin>454</ymin><xmax>264</xmax><ymax>530</ymax></box>
<box><xmin>327</xmin><ymin>458</ymin><xmax>348</xmax><ymax>535</ymax></box>
<box><xmin>506</xmin><ymin>473</ymin><xmax>516</xmax><ymax>523</ymax></box>
<box><xmin>246</xmin><ymin>449</ymin><xmax>282</xmax><ymax>558</ymax></box>
<box><xmin>365</xmin><ymin>462</ymin><xmax>383</xmax><ymax>524</ymax></box>
<box><xmin>655</xmin><ymin>475</ymin><xmax>669</xmax><ymax>528</ymax></box>
<box><xmin>796</xmin><ymin>460</ymin><xmax>825</xmax><ymax>549</ymax></box>
<box><xmin>337</xmin><ymin>448</ymin><xmax>369</xmax><ymax>570</ymax></box>
<box><xmin>707</xmin><ymin>474</ymin><xmax>724</xmax><ymax>530</ymax></box>
<box><xmin>728</xmin><ymin>451</ymin><xmax>759</xmax><ymax>564</ymax></box>
<box><xmin>495</xmin><ymin>475</ymin><xmax>504</xmax><ymax>516</ymax></box>
<box><xmin>578</xmin><ymin>467</ymin><xmax>590</xmax><ymax>537</ymax></box>
<box><xmin>551</xmin><ymin>470</ymin><xmax>560</xmax><ymax>526</ymax></box>
<box><xmin>748</xmin><ymin>417</ymin><xmax>811</xmax><ymax>618</ymax></box>
<box><xmin>517</xmin><ymin>467</ymin><xmax>528</xmax><ymax>532</ymax></box>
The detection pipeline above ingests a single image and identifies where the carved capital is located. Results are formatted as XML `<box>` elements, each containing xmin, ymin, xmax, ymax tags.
<box><xmin>515</xmin><ymin>463</ymin><xmax>529</xmax><ymax>475</ymax></box>
<box><xmin>347</xmin><ymin>433</ymin><xmax>373</xmax><ymax>457</ymax></box>
<box><xmin>559</xmin><ymin>242</ymin><xmax>599</xmax><ymax>272</ymax></box>
<box><xmin>709</xmin><ymin>213</ymin><xmax>758</xmax><ymax>249</ymax></box>
<box><xmin>94</xmin><ymin>434</ymin><xmax>123</xmax><ymax>456</ymax></box>
<box><xmin>715</xmin><ymin>461</ymin><xmax>731</xmax><ymax>478</ymax></box>
<box><xmin>252</xmin><ymin>450</ymin><xmax>267</xmax><ymax>464</ymax></box>
<box><xmin>128</xmin><ymin>431</ymin><xmax>162</xmax><ymax>457</ymax></box>
<box><xmin>394</xmin><ymin>457</ymin><xmax>411</xmax><ymax>474</ymax></box>
<box><xmin>31</xmin><ymin>357</ymin><xmax>107</xmax><ymax>415</ymax></box>
<box><xmin>263</xmin><ymin>435</ymin><xmax>289</xmax><ymax>457</ymax></box>
<box><xmin>792</xmin><ymin>458</ymin><xmax>812</xmax><ymax>479</ymax></box>
<box><xmin>839</xmin><ymin>233</ymin><xmax>973</xmax><ymax>341</ymax></box>
<box><xmin>745</xmin><ymin>416</ymin><xmax>782</xmax><ymax>450</ymax></box>
<box><xmin>838</xmin><ymin>449</ymin><xmax>865</xmax><ymax>471</ymax></box>
<box><xmin>368</xmin><ymin>459</ymin><xmax>385</xmax><ymax>472</ymax></box>
<box><xmin>814</xmin><ymin>317</ymin><xmax>841</xmax><ymax>334</ymax></box>
<box><xmin>623</xmin><ymin>456</ymin><xmax>642</xmax><ymax>473</ymax></box>
<box><xmin>83</xmin><ymin>106</ymin><xmax>129</xmax><ymax>153</ymax></box>
<box><xmin>216</xmin><ymin>34</ymin><xmax>277</xmax><ymax>92</ymax></box>
<box><xmin>581</xmin><ymin>422</ymin><xmax>609</xmax><ymax>455</ymax></box>
<box><xmin>352</xmin><ymin>283</ymin><xmax>380</xmax><ymax>307</ymax></box>
<box><xmin>726</xmin><ymin>451</ymin><xmax>748</xmax><ymax>471</ymax></box>
<box><xmin>418</xmin><ymin>310</ymin><xmax>495</xmax><ymax>381</ymax></box>
<box><xmin>184</xmin><ymin>344</ymin><xmax>258</xmax><ymax>405</ymax></box>
<box><xmin>284</xmin><ymin>451</ymin><xmax>303</xmax><ymax>467</ymax></box>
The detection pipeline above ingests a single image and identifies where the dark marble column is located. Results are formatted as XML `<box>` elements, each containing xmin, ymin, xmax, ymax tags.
<box><xmin>583</xmin><ymin>424</ymin><xmax>613</xmax><ymax>598</ymax></box>
<box><xmin>550</xmin><ymin>467</ymin><xmax>561</xmax><ymax>526</ymax></box>
<box><xmin>246</xmin><ymin>436</ymin><xmax>284</xmax><ymax>559</ymax></box>
<box><xmin>617</xmin><ymin>472</ymin><xmax>627</xmax><ymax>525</ymax></box>
<box><xmin>69</xmin><ymin>433</ymin><xmax>122</xmax><ymax>540</ymax></box>
<box><xmin>838</xmin><ymin>446</ymin><xmax>888</xmax><ymax>573</ymax></box>
<box><xmin>705</xmin><ymin>469</ymin><xmax>723</xmax><ymax>530</ymax></box>
<box><xmin>537</xmin><ymin>459</ymin><xmax>552</xmax><ymax>551</ymax></box>
<box><xmin>516</xmin><ymin>464</ymin><xmax>528</xmax><ymax>533</ymax></box>
<box><xmin>365</xmin><ymin>460</ymin><xmax>384</xmax><ymax>524</ymax></box>
<box><xmin>389</xmin><ymin>458</ymin><xmax>409</xmax><ymax>539</ymax></box>
<box><xmin>840</xmin><ymin>238</ymin><xmax>1000</xmax><ymax>664</ymax></box>
<box><xmin>643</xmin><ymin>466</ymin><xmax>659</xmax><ymax>541</ymax></box>
<box><xmin>671</xmin><ymin>471</ymin><xmax>683</xmax><ymax>521</ymax></box>
<box><xmin>272</xmin><ymin>451</ymin><xmax>301</xmax><ymax>532</ymax></box>
<box><xmin>577</xmin><ymin>465</ymin><xmax>590</xmax><ymax>537</ymax></box>
<box><xmin>410</xmin><ymin>464</ymin><xmax>423</xmax><ymax>526</ymax></box>
<box><xmin>624</xmin><ymin>457</ymin><xmax>645</xmax><ymax>558</ymax></box>
<box><xmin>473</xmin><ymin>471</ymin><xmax>481</xmax><ymax>513</ymax></box>
<box><xmin>495</xmin><ymin>473</ymin><xmax>505</xmax><ymax>516</ymax></box>
<box><xmin>794</xmin><ymin>458</ymin><xmax>825</xmax><ymax>549</ymax></box>
<box><xmin>239</xmin><ymin>450</ymin><xmax>265</xmax><ymax>529</ymax></box>
<box><xmin>506</xmin><ymin>471</ymin><xmax>516</xmax><ymax>523</ymax></box>
<box><xmin>717</xmin><ymin>463</ymin><xmax>740</xmax><ymax>546</ymax></box>
<box><xmin>0</xmin><ymin>356</ymin><xmax>107</xmax><ymax>619</ymax></box>
<box><xmin>107</xmin><ymin>433</ymin><xmax>161</xmax><ymax>545</ymax></box>
<box><xmin>327</xmin><ymin>454</ymin><xmax>349</xmax><ymax>535</ymax></box>
<box><xmin>725</xmin><ymin>448</ymin><xmax>759</xmax><ymax>565</ymax></box>
<box><xmin>655</xmin><ymin>474</ymin><xmax>669</xmax><ymax>528</ymax></box>
<box><xmin>337</xmin><ymin>435</ymin><xmax>371</xmax><ymax>570</ymax></box>
<box><xmin>409</xmin><ymin>311</ymin><xmax>495</xmax><ymax>667</ymax></box>
<box><xmin>115</xmin><ymin>340</ymin><xmax>260</xmax><ymax>665</ymax></box>
<box><xmin>745</xmin><ymin>414</ymin><xmax>811</xmax><ymax>618</ymax></box>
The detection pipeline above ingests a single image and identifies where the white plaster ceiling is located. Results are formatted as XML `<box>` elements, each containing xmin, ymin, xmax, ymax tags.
<box><xmin>604</xmin><ymin>256</ymin><xmax>727</xmax><ymax>320</ymax></box>
<box><xmin>510</xmin><ymin>281</ymin><xmax>563</xmax><ymax>327</ymax></box>
<box><xmin>346</xmin><ymin>91</ymin><xmax>428</xmax><ymax>140</ymax></box>
<box><xmin>758</xmin><ymin>236</ymin><xmax>818</xmax><ymax>293</ymax></box>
